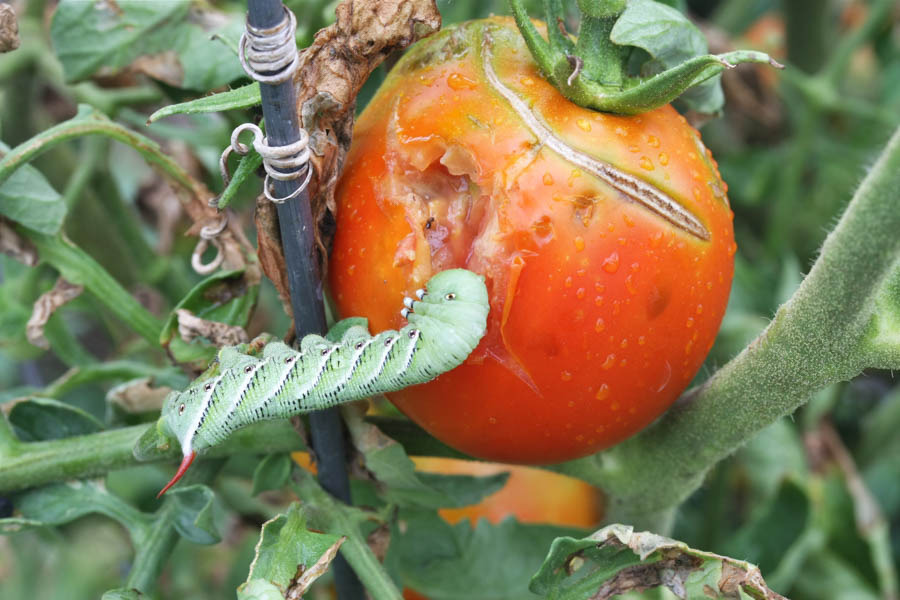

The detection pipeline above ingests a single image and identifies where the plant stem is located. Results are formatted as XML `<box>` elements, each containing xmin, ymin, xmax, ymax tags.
<box><xmin>0</xmin><ymin>105</ymin><xmax>212</xmax><ymax>219</ymax></box>
<box><xmin>126</xmin><ymin>460</ymin><xmax>223</xmax><ymax>594</ymax></box>
<box><xmin>292</xmin><ymin>470</ymin><xmax>403</xmax><ymax>600</ymax></box>
<box><xmin>0</xmin><ymin>420</ymin><xmax>305</xmax><ymax>494</ymax></box>
<box><xmin>22</xmin><ymin>230</ymin><xmax>163</xmax><ymax>344</ymax></box>
<box><xmin>783</xmin><ymin>0</ymin><xmax>830</xmax><ymax>74</ymax></box>
<box><xmin>558</xmin><ymin>127</ymin><xmax>900</xmax><ymax>525</ymax></box>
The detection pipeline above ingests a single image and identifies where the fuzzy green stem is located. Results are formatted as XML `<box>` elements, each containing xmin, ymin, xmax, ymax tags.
<box><xmin>556</xmin><ymin>127</ymin><xmax>900</xmax><ymax>523</ymax></box>
<box><xmin>291</xmin><ymin>469</ymin><xmax>403</xmax><ymax>600</ymax></box>
<box><xmin>575</xmin><ymin>12</ymin><xmax>625</xmax><ymax>86</ymax></box>
<box><xmin>0</xmin><ymin>421</ymin><xmax>305</xmax><ymax>494</ymax></box>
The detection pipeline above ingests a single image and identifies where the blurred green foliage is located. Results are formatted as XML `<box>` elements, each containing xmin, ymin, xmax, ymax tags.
<box><xmin>0</xmin><ymin>0</ymin><xmax>898</xmax><ymax>599</ymax></box>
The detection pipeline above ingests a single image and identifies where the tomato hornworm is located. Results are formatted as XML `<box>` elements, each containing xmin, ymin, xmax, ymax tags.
<box><xmin>157</xmin><ymin>269</ymin><xmax>489</xmax><ymax>495</ymax></box>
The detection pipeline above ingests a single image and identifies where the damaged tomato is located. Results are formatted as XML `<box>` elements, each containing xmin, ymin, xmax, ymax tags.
<box><xmin>329</xmin><ymin>18</ymin><xmax>735</xmax><ymax>464</ymax></box>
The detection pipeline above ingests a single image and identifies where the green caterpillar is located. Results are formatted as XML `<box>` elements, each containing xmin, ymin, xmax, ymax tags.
<box><xmin>157</xmin><ymin>269</ymin><xmax>489</xmax><ymax>495</ymax></box>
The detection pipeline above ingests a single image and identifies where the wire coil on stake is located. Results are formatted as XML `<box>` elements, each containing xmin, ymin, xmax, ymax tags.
<box><xmin>190</xmin><ymin>6</ymin><xmax>308</xmax><ymax>275</ymax></box>
<box><xmin>238</xmin><ymin>7</ymin><xmax>299</xmax><ymax>84</ymax></box>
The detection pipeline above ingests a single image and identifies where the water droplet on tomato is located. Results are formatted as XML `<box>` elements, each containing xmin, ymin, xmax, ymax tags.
<box><xmin>658</xmin><ymin>152</ymin><xmax>669</xmax><ymax>166</ymax></box>
<box><xmin>576</xmin><ymin>287</ymin><xmax>585</xmax><ymax>299</ymax></box>
<box><xmin>595</xmin><ymin>384</ymin><xmax>610</xmax><ymax>401</ymax></box>
<box><xmin>576</xmin><ymin>117</ymin><xmax>591</xmax><ymax>131</ymax></box>
<box><xmin>614</xmin><ymin>126</ymin><xmax>627</xmax><ymax>137</ymax></box>
<box><xmin>560</xmin><ymin>370</ymin><xmax>572</xmax><ymax>381</ymax></box>
<box><xmin>564</xmin><ymin>276</ymin><xmax>573</xmax><ymax>288</ymax></box>
<box><xmin>488</xmin><ymin>416</ymin><xmax>497</xmax><ymax>425</ymax></box>
<box><xmin>542</xmin><ymin>172</ymin><xmax>554</xmax><ymax>186</ymax></box>
<box><xmin>638</xmin><ymin>336</ymin><xmax>646</xmax><ymax>345</ymax></box>
<box><xmin>696</xmin><ymin>304</ymin><xmax>703</xmax><ymax>315</ymax></box>
<box><xmin>520</xmin><ymin>75</ymin><xmax>535</xmax><ymax>86</ymax></box>
<box><xmin>347</xmin><ymin>265</ymin><xmax>356</xmax><ymax>275</ymax></box>
<box><xmin>639</xmin><ymin>156</ymin><xmax>654</xmax><ymax>171</ymax></box>
<box><xmin>447</xmin><ymin>72</ymin><xmax>477</xmax><ymax>90</ymax></box>
<box><xmin>620</xmin><ymin>338</ymin><xmax>628</xmax><ymax>349</ymax></box>
<box><xmin>646</xmin><ymin>135</ymin><xmax>660</xmax><ymax>148</ymax></box>
<box><xmin>594</xmin><ymin>317</ymin><xmax>605</xmax><ymax>332</ymax></box>
<box><xmin>594</xmin><ymin>282</ymin><xmax>605</xmax><ymax>292</ymax></box>
<box><xmin>628</xmin><ymin>145</ymin><xmax>639</xmax><ymax>153</ymax></box>
<box><xmin>686</xmin><ymin>317</ymin><xmax>694</xmax><ymax>328</ymax></box>
<box><xmin>602</xmin><ymin>354</ymin><xmax>616</xmax><ymax>370</ymax></box>
<box><xmin>623</xmin><ymin>213</ymin><xmax>635</xmax><ymax>227</ymax></box>
<box><xmin>625</xmin><ymin>275</ymin><xmax>637</xmax><ymax>295</ymax></box>
<box><xmin>602</xmin><ymin>252</ymin><xmax>619</xmax><ymax>274</ymax></box>
<box><xmin>574</xmin><ymin>236</ymin><xmax>585</xmax><ymax>252</ymax></box>
<box><xmin>728</xmin><ymin>242</ymin><xmax>737</xmax><ymax>257</ymax></box>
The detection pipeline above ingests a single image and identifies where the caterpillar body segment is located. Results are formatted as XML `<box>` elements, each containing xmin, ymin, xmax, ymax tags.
<box><xmin>157</xmin><ymin>269</ymin><xmax>489</xmax><ymax>495</ymax></box>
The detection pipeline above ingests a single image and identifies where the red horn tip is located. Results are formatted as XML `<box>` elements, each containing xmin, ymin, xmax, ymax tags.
<box><xmin>157</xmin><ymin>451</ymin><xmax>196</xmax><ymax>498</ymax></box>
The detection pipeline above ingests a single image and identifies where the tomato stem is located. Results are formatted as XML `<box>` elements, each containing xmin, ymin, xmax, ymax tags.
<box><xmin>507</xmin><ymin>0</ymin><xmax>783</xmax><ymax>115</ymax></box>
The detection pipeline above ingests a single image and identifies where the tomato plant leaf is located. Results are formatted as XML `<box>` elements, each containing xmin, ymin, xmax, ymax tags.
<box><xmin>1</xmin><ymin>481</ymin><xmax>150</xmax><ymax>541</ymax></box>
<box><xmin>611</xmin><ymin>0</ymin><xmax>723</xmax><ymax>114</ymax></box>
<box><xmin>387</xmin><ymin>508</ymin><xmax>583</xmax><ymax>600</ymax></box>
<box><xmin>8</xmin><ymin>397</ymin><xmax>104</xmax><ymax>442</ymax></box>
<box><xmin>251</xmin><ymin>453</ymin><xmax>293</xmax><ymax>496</ymax></box>
<box><xmin>246</xmin><ymin>503</ymin><xmax>343</xmax><ymax>591</ymax></box>
<box><xmin>0</xmin><ymin>143</ymin><xmax>66</xmax><ymax>235</ymax></box>
<box><xmin>147</xmin><ymin>84</ymin><xmax>262</xmax><ymax>124</ymax></box>
<box><xmin>167</xmin><ymin>484</ymin><xmax>225</xmax><ymax>545</ymax></box>
<box><xmin>50</xmin><ymin>0</ymin><xmax>246</xmax><ymax>90</ymax></box>
<box><xmin>344</xmin><ymin>413</ymin><xmax>509</xmax><ymax>509</ymax></box>
<box><xmin>529</xmin><ymin>524</ymin><xmax>784</xmax><ymax>599</ymax></box>
<box><xmin>101</xmin><ymin>589</ymin><xmax>145</xmax><ymax>600</ymax></box>
<box><xmin>236</xmin><ymin>579</ymin><xmax>284</xmax><ymax>600</ymax></box>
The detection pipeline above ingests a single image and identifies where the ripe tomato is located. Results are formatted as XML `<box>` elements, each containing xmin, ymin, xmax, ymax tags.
<box><xmin>329</xmin><ymin>17</ymin><xmax>735</xmax><ymax>464</ymax></box>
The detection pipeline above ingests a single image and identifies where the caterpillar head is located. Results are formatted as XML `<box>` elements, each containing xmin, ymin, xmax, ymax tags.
<box><xmin>157</xmin><ymin>382</ymin><xmax>212</xmax><ymax>496</ymax></box>
<box><xmin>404</xmin><ymin>269</ymin><xmax>490</xmax><ymax>342</ymax></box>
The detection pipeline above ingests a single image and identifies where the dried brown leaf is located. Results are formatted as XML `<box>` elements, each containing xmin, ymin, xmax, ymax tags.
<box><xmin>0</xmin><ymin>4</ymin><xmax>19</xmax><ymax>53</ymax></box>
<box><xmin>176</xmin><ymin>308</ymin><xmax>250</xmax><ymax>346</ymax></box>
<box><xmin>0</xmin><ymin>218</ymin><xmax>38</xmax><ymax>266</ymax></box>
<box><xmin>26</xmin><ymin>278</ymin><xmax>84</xmax><ymax>350</ymax></box>
<box><xmin>107</xmin><ymin>377</ymin><xmax>173</xmax><ymax>413</ymax></box>
<box><xmin>285</xmin><ymin>535</ymin><xmax>346</xmax><ymax>600</ymax></box>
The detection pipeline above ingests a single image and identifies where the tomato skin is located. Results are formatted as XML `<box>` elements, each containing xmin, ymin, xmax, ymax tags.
<box><xmin>329</xmin><ymin>18</ymin><xmax>734</xmax><ymax>464</ymax></box>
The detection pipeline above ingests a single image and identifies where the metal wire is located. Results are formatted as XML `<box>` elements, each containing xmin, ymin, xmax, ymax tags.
<box><xmin>238</xmin><ymin>7</ymin><xmax>299</xmax><ymax>84</ymax></box>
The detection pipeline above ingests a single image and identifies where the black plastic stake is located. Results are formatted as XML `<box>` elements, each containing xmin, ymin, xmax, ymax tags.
<box><xmin>246</xmin><ymin>1</ymin><xmax>364</xmax><ymax>598</ymax></box>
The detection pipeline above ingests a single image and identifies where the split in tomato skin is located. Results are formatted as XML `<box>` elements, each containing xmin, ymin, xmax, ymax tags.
<box><xmin>329</xmin><ymin>18</ymin><xmax>735</xmax><ymax>465</ymax></box>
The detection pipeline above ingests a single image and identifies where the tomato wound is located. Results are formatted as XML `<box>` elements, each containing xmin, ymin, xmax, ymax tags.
<box><xmin>329</xmin><ymin>18</ymin><xmax>735</xmax><ymax>464</ymax></box>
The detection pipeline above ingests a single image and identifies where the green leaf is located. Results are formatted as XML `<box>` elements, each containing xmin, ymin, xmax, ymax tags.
<box><xmin>346</xmin><ymin>416</ymin><xmax>508</xmax><ymax>509</ymax></box>
<box><xmin>167</xmin><ymin>484</ymin><xmax>225</xmax><ymax>545</ymax></box>
<box><xmin>0</xmin><ymin>142</ymin><xmax>66</xmax><ymax>234</ymax></box>
<box><xmin>101</xmin><ymin>589</ymin><xmax>146</xmax><ymax>600</ymax></box>
<box><xmin>237</xmin><ymin>579</ymin><xmax>284</xmax><ymax>600</ymax></box>
<box><xmin>50</xmin><ymin>0</ymin><xmax>246</xmax><ymax>90</ymax></box>
<box><xmin>147</xmin><ymin>84</ymin><xmax>262</xmax><ymax>123</ymax></box>
<box><xmin>160</xmin><ymin>268</ymin><xmax>259</xmax><ymax>365</ymax></box>
<box><xmin>2</xmin><ymin>481</ymin><xmax>150</xmax><ymax>540</ymax></box>
<box><xmin>251</xmin><ymin>453</ymin><xmax>293</xmax><ymax>496</ymax></box>
<box><xmin>611</xmin><ymin>0</ymin><xmax>723</xmax><ymax>113</ymax></box>
<box><xmin>247</xmin><ymin>503</ymin><xmax>343</xmax><ymax>590</ymax></box>
<box><xmin>8</xmin><ymin>397</ymin><xmax>104</xmax><ymax>441</ymax></box>
<box><xmin>387</xmin><ymin>509</ymin><xmax>582</xmax><ymax>600</ymax></box>
<box><xmin>529</xmin><ymin>524</ymin><xmax>782</xmax><ymax>599</ymax></box>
